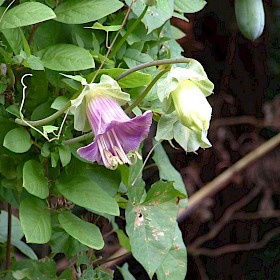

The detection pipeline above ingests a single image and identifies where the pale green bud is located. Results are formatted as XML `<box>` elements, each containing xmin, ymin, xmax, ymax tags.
<box><xmin>171</xmin><ymin>80</ymin><xmax>212</xmax><ymax>132</ymax></box>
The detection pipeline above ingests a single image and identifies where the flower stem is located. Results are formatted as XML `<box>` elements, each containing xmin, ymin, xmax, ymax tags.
<box><xmin>125</xmin><ymin>69</ymin><xmax>168</xmax><ymax>114</ymax></box>
<box><xmin>62</xmin><ymin>132</ymin><xmax>93</xmax><ymax>145</ymax></box>
<box><xmin>15</xmin><ymin>87</ymin><xmax>82</xmax><ymax>127</ymax></box>
<box><xmin>108</xmin><ymin>5</ymin><xmax>149</xmax><ymax>59</ymax></box>
<box><xmin>115</xmin><ymin>58</ymin><xmax>193</xmax><ymax>81</ymax></box>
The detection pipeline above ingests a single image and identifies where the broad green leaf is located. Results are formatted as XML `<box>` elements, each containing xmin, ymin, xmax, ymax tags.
<box><xmin>10</xmin><ymin>258</ymin><xmax>57</xmax><ymax>279</ymax></box>
<box><xmin>0</xmin><ymin>117</ymin><xmax>17</xmax><ymax>154</ymax></box>
<box><xmin>155</xmin><ymin>112</ymin><xmax>177</xmax><ymax>141</ymax></box>
<box><xmin>58</xmin><ymin>211</ymin><xmax>104</xmax><ymax>250</ymax></box>
<box><xmin>19</xmin><ymin>197</ymin><xmax>51</xmax><ymax>243</ymax></box>
<box><xmin>56</xmin><ymin>175</ymin><xmax>120</xmax><ymax>216</ymax></box>
<box><xmin>92</xmin><ymin>267</ymin><xmax>114</xmax><ymax>280</ymax></box>
<box><xmin>87</xmin><ymin>68</ymin><xmax>152</xmax><ymax>89</ymax></box>
<box><xmin>156</xmin><ymin>225</ymin><xmax>187</xmax><ymax>280</ymax></box>
<box><xmin>153</xmin><ymin>142</ymin><xmax>186</xmax><ymax>195</ymax></box>
<box><xmin>3</xmin><ymin>128</ymin><xmax>32</xmax><ymax>153</ymax></box>
<box><xmin>118</xmin><ymin>263</ymin><xmax>136</xmax><ymax>280</ymax></box>
<box><xmin>25</xmin><ymin>55</ymin><xmax>44</xmax><ymax>71</ymax></box>
<box><xmin>0</xmin><ymin>210</ymin><xmax>23</xmax><ymax>241</ymax></box>
<box><xmin>0</xmin><ymin>155</ymin><xmax>17</xmax><ymax>179</ymax></box>
<box><xmin>50</xmin><ymin>230</ymin><xmax>87</xmax><ymax>258</ymax></box>
<box><xmin>51</xmin><ymin>96</ymin><xmax>69</xmax><ymax>111</ymax></box>
<box><xmin>123</xmin><ymin>49</ymin><xmax>155</xmax><ymax>73</ymax></box>
<box><xmin>125</xmin><ymin>0</ymin><xmax>174</xmax><ymax>33</ymax></box>
<box><xmin>23</xmin><ymin>71</ymin><xmax>49</xmax><ymax>113</ymax></box>
<box><xmin>2</xmin><ymin>28</ymin><xmax>23</xmax><ymax>54</ymax></box>
<box><xmin>84</xmin><ymin>165</ymin><xmax>121</xmax><ymax>197</ymax></box>
<box><xmin>36</xmin><ymin>44</ymin><xmax>95</xmax><ymax>71</ymax></box>
<box><xmin>116</xmin><ymin>229</ymin><xmax>131</xmax><ymax>251</ymax></box>
<box><xmin>88</xmin><ymin>22</ymin><xmax>121</xmax><ymax>32</ymax></box>
<box><xmin>0</xmin><ymin>2</ymin><xmax>56</xmax><ymax>30</ymax></box>
<box><xmin>126</xmin><ymin>181</ymin><xmax>181</xmax><ymax>278</ymax></box>
<box><xmin>54</xmin><ymin>0</ymin><xmax>123</xmax><ymax>24</ymax></box>
<box><xmin>12</xmin><ymin>239</ymin><xmax>38</xmax><ymax>260</ymax></box>
<box><xmin>175</xmin><ymin>0</ymin><xmax>207</xmax><ymax>13</ymax></box>
<box><xmin>23</xmin><ymin>160</ymin><xmax>49</xmax><ymax>199</ymax></box>
<box><xmin>58</xmin><ymin>146</ymin><xmax>72</xmax><ymax>167</ymax></box>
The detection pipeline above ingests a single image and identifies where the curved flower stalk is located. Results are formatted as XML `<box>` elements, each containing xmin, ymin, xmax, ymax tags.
<box><xmin>70</xmin><ymin>75</ymin><xmax>153</xmax><ymax>169</ymax></box>
<box><xmin>156</xmin><ymin>60</ymin><xmax>214</xmax><ymax>152</ymax></box>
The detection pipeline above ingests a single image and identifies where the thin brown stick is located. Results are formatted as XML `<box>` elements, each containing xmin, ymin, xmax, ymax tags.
<box><xmin>188</xmin><ymin>185</ymin><xmax>262</xmax><ymax>250</ymax></box>
<box><xmin>193</xmin><ymin>256</ymin><xmax>210</xmax><ymax>280</ymax></box>
<box><xmin>189</xmin><ymin>227</ymin><xmax>280</xmax><ymax>257</ymax></box>
<box><xmin>211</xmin><ymin>115</ymin><xmax>279</xmax><ymax>129</ymax></box>
<box><xmin>232</xmin><ymin>210</ymin><xmax>280</xmax><ymax>220</ymax></box>
<box><xmin>6</xmin><ymin>203</ymin><xmax>12</xmax><ymax>270</ymax></box>
<box><xmin>178</xmin><ymin>132</ymin><xmax>280</xmax><ymax>221</ymax></box>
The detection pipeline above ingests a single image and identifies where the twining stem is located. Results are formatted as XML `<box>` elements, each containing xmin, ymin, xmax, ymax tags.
<box><xmin>115</xmin><ymin>58</ymin><xmax>192</xmax><ymax>81</ymax></box>
<box><xmin>62</xmin><ymin>132</ymin><xmax>93</xmax><ymax>146</ymax></box>
<box><xmin>6</xmin><ymin>203</ymin><xmax>12</xmax><ymax>270</ymax></box>
<box><xmin>108</xmin><ymin>5</ymin><xmax>149</xmax><ymax>59</ymax></box>
<box><xmin>15</xmin><ymin>92</ymin><xmax>80</xmax><ymax>127</ymax></box>
<box><xmin>125</xmin><ymin>69</ymin><xmax>168</xmax><ymax>114</ymax></box>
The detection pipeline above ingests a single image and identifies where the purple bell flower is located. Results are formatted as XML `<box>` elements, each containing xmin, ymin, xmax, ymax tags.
<box><xmin>77</xmin><ymin>94</ymin><xmax>152</xmax><ymax>169</ymax></box>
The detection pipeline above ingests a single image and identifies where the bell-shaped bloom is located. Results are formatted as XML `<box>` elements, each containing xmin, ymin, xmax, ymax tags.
<box><xmin>70</xmin><ymin>75</ymin><xmax>153</xmax><ymax>169</ymax></box>
<box><xmin>156</xmin><ymin>62</ymin><xmax>214</xmax><ymax>152</ymax></box>
<box><xmin>170</xmin><ymin>80</ymin><xmax>212</xmax><ymax>132</ymax></box>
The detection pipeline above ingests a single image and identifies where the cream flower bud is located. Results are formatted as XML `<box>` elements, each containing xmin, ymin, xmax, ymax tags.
<box><xmin>171</xmin><ymin>80</ymin><xmax>212</xmax><ymax>132</ymax></box>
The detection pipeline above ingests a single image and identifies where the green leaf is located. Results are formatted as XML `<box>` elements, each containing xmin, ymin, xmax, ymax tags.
<box><xmin>174</xmin><ymin>0</ymin><xmax>207</xmax><ymax>13</ymax></box>
<box><xmin>0</xmin><ymin>210</ymin><xmax>23</xmax><ymax>241</ymax></box>
<box><xmin>153</xmin><ymin>142</ymin><xmax>186</xmax><ymax>195</ymax></box>
<box><xmin>2</xmin><ymin>28</ymin><xmax>23</xmax><ymax>54</ymax></box>
<box><xmin>125</xmin><ymin>0</ymin><xmax>174</xmax><ymax>33</ymax></box>
<box><xmin>156</xmin><ymin>225</ymin><xmax>187</xmax><ymax>280</ymax></box>
<box><xmin>58</xmin><ymin>211</ymin><xmax>104</xmax><ymax>250</ymax></box>
<box><xmin>19</xmin><ymin>197</ymin><xmax>51</xmax><ymax>244</ymax></box>
<box><xmin>23</xmin><ymin>160</ymin><xmax>49</xmax><ymax>199</ymax></box>
<box><xmin>54</xmin><ymin>0</ymin><xmax>123</xmax><ymax>24</ymax></box>
<box><xmin>126</xmin><ymin>181</ymin><xmax>181</xmax><ymax>278</ymax></box>
<box><xmin>51</xmin><ymin>96</ymin><xmax>70</xmax><ymax>111</ymax></box>
<box><xmin>0</xmin><ymin>2</ymin><xmax>56</xmax><ymax>30</ymax></box>
<box><xmin>50</xmin><ymin>230</ymin><xmax>87</xmax><ymax>258</ymax></box>
<box><xmin>116</xmin><ymin>229</ymin><xmax>131</xmax><ymax>251</ymax></box>
<box><xmin>24</xmin><ymin>71</ymin><xmax>49</xmax><ymax>113</ymax></box>
<box><xmin>36</xmin><ymin>44</ymin><xmax>95</xmax><ymax>71</ymax></box>
<box><xmin>58</xmin><ymin>146</ymin><xmax>72</xmax><ymax>167</ymax></box>
<box><xmin>56</xmin><ymin>175</ymin><xmax>120</xmax><ymax>216</ymax></box>
<box><xmin>3</xmin><ymin>128</ymin><xmax>32</xmax><ymax>153</ymax></box>
<box><xmin>123</xmin><ymin>49</ymin><xmax>155</xmax><ymax>73</ymax></box>
<box><xmin>84</xmin><ymin>165</ymin><xmax>121</xmax><ymax>197</ymax></box>
<box><xmin>155</xmin><ymin>112</ymin><xmax>177</xmax><ymax>141</ymax></box>
<box><xmin>0</xmin><ymin>117</ymin><xmax>17</xmax><ymax>154</ymax></box>
<box><xmin>88</xmin><ymin>22</ymin><xmax>121</xmax><ymax>32</ymax></box>
<box><xmin>12</xmin><ymin>239</ymin><xmax>38</xmax><ymax>260</ymax></box>
<box><xmin>88</xmin><ymin>68</ymin><xmax>152</xmax><ymax>88</ymax></box>
<box><xmin>118</xmin><ymin>263</ymin><xmax>136</xmax><ymax>280</ymax></box>
<box><xmin>25</xmin><ymin>55</ymin><xmax>44</xmax><ymax>71</ymax></box>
